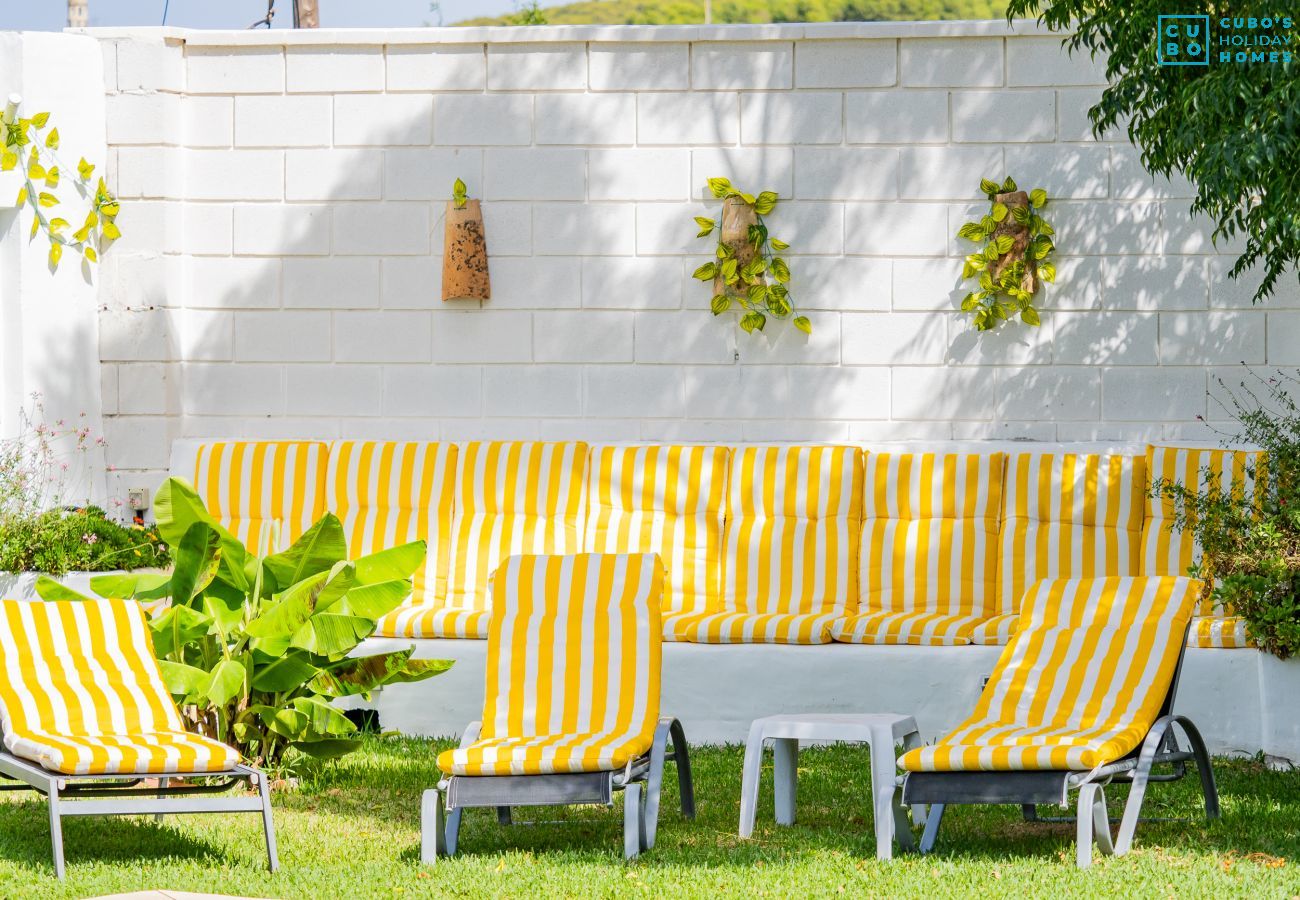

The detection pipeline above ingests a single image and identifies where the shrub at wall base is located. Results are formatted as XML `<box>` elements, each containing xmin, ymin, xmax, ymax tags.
<box><xmin>37</xmin><ymin>477</ymin><xmax>452</xmax><ymax>769</ymax></box>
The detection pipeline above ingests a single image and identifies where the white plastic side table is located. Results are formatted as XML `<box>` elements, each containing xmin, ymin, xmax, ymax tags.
<box><xmin>738</xmin><ymin>713</ymin><xmax>922</xmax><ymax>860</ymax></box>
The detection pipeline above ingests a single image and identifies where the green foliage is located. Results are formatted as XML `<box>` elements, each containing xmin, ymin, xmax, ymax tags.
<box><xmin>693</xmin><ymin>177</ymin><xmax>810</xmax><ymax>336</ymax></box>
<box><xmin>41</xmin><ymin>477</ymin><xmax>452</xmax><ymax>769</ymax></box>
<box><xmin>452</xmin><ymin>177</ymin><xmax>469</xmax><ymax>209</ymax></box>
<box><xmin>505</xmin><ymin>0</ymin><xmax>550</xmax><ymax>22</ymax></box>
<box><xmin>0</xmin><ymin>506</ymin><xmax>169</xmax><ymax>576</ymax></box>
<box><xmin>457</xmin><ymin>0</ymin><xmax>1003</xmax><ymax>25</ymax></box>
<box><xmin>956</xmin><ymin>175</ymin><xmax>1055</xmax><ymax>331</ymax></box>
<box><xmin>2</xmin><ymin>106</ymin><xmax>119</xmax><ymax>272</ymax></box>
<box><xmin>1005</xmin><ymin>1</ymin><xmax>1300</xmax><ymax>304</ymax></box>
<box><xmin>1154</xmin><ymin>370</ymin><xmax>1300</xmax><ymax>659</ymax></box>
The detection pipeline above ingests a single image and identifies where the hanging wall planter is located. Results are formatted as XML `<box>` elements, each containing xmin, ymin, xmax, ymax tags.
<box><xmin>441</xmin><ymin>179</ymin><xmax>490</xmax><ymax>302</ymax></box>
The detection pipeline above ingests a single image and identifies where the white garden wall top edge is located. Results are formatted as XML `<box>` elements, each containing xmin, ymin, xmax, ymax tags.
<box><xmin>72</xmin><ymin>18</ymin><xmax>1067</xmax><ymax>46</ymax></box>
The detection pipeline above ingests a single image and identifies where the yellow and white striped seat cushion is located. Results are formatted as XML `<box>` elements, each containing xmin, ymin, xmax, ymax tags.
<box><xmin>427</xmin><ymin>441</ymin><xmax>588</xmax><ymax>639</ymax></box>
<box><xmin>0</xmin><ymin>599</ymin><xmax>240</xmax><ymax>776</ymax></box>
<box><xmin>324</xmin><ymin>442</ymin><xmax>459</xmax><ymax>639</ymax></box>
<box><xmin>437</xmin><ymin>553</ymin><xmax>663</xmax><ymax>776</ymax></box>
<box><xmin>899</xmin><ymin>576</ymin><xmax>1200</xmax><ymax>773</ymax></box>
<box><xmin>584</xmin><ymin>445</ymin><xmax>729</xmax><ymax>637</ymax></box>
<box><xmin>192</xmin><ymin>440</ymin><xmax>328</xmax><ymax>550</ymax></box>
<box><xmin>1188</xmin><ymin>615</ymin><xmax>1250</xmax><ymax>649</ymax></box>
<box><xmin>672</xmin><ymin>445</ymin><xmax>863</xmax><ymax>645</ymax></box>
<box><xmin>968</xmin><ymin>613</ymin><xmax>1021</xmax><ymax>646</ymax></box>
<box><xmin>833</xmin><ymin>452</ymin><xmax>1004</xmax><ymax>646</ymax></box>
<box><xmin>977</xmin><ymin>452</ymin><xmax>1145</xmax><ymax>646</ymax></box>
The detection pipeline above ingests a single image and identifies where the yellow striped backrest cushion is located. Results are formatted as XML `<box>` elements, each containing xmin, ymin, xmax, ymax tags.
<box><xmin>1142</xmin><ymin>445</ymin><xmax>1261</xmax><ymax>614</ymax></box>
<box><xmin>997</xmin><ymin>452</ymin><xmax>1145</xmax><ymax>616</ymax></box>
<box><xmin>584</xmin><ymin>444</ymin><xmax>729</xmax><ymax>617</ymax></box>
<box><xmin>326</xmin><ymin>441</ymin><xmax>458</xmax><ymax>605</ymax></box>
<box><xmin>444</xmin><ymin>441</ymin><xmax>589</xmax><ymax>611</ymax></box>
<box><xmin>192</xmin><ymin>441</ymin><xmax>328</xmax><ymax>549</ymax></box>
<box><xmin>723</xmin><ymin>445</ymin><xmax>863</xmax><ymax>616</ymax></box>
<box><xmin>862</xmin><ymin>452</ymin><xmax>1005</xmax><ymax>617</ymax></box>
<box><xmin>0</xmin><ymin>598</ymin><xmax>185</xmax><ymax>739</ymax></box>
<box><xmin>479</xmin><ymin>553</ymin><xmax>663</xmax><ymax>742</ymax></box>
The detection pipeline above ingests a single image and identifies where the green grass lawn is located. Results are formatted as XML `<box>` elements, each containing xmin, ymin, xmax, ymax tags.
<box><xmin>1</xmin><ymin>736</ymin><xmax>1297</xmax><ymax>898</ymax></box>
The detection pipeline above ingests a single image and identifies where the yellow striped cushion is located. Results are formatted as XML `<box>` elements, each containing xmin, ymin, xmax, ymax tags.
<box><xmin>1187</xmin><ymin>615</ymin><xmax>1253</xmax><ymax>649</ymax></box>
<box><xmin>584</xmin><ymin>445</ymin><xmax>729</xmax><ymax>628</ymax></box>
<box><xmin>1143</xmin><ymin>445</ymin><xmax>1261</xmax><ymax>615</ymax></box>
<box><xmin>192</xmin><ymin>440</ymin><xmax>328</xmax><ymax>549</ymax></box>
<box><xmin>997</xmin><ymin>453</ymin><xmax>1145</xmax><ymax>618</ymax></box>
<box><xmin>0</xmin><ymin>599</ymin><xmax>240</xmax><ymax>776</ymax></box>
<box><xmin>326</xmin><ymin>442</ymin><xmax>458</xmax><ymax>639</ymax></box>
<box><xmin>669</xmin><ymin>610</ymin><xmax>839</xmax><ymax>644</ymax></box>
<box><xmin>437</xmin><ymin>553</ymin><xmax>663</xmax><ymax>776</ymax></box>
<box><xmin>834</xmin><ymin>452</ymin><xmax>1004</xmax><ymax>646</ymax></box>
<box><xmin>968</xmin><ymin>613</ymin><xmax>1020</xmax><ymax>646</ymax></box>
<box><xmin>899</xmin><ymin>576</ymin><xmax>1200</xmax><ymax>772</ymax></box>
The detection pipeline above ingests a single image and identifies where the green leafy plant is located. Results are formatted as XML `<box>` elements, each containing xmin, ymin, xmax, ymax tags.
<box><xmin>1154</xmin><ymin>369</ymin><xmax>1300</xmax><ymax>659</ymax></box>
<box><xmin>692</xmin><ymin>177</ymin><xmax>810</xmax><ymax>335</ymax></box>
<box><xmin>956</xmin><ymin>175</ymin><xmax>1055</xmax><ymax>331</ymax></box>
<box><xmin>1005</xmin><ymin>1</ymin><xmax>1299</xmax><ymax>303</ymax></box>
<box><xmin>506</xmin><ymin>0</ymin><xmax>549</xmax><ymax>23</ymax></box>
<box><xmin>1</xmin><ymin>104</ymin><xmax>120</xmax><ymax>272</ymax></box>
<box><xmin>0</xmin><ymin>506</ymin><xmax>169</xmax><ymax>576</ymax></box>
<box><xmin>40</xmin><ymin>477</ymin><xmax>452</xmax><ymax>769</ymax></box>
<box><xmin>452</xmin><ymin>177</ymin><xmax>469</xmax><ymax>209</ymax></box>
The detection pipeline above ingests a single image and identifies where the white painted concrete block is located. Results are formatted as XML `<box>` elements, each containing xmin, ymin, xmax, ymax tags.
<box><xmin>581</xmin><ymin>257</ymin><xmax>682</xmax><ymax>310</ymax></box>
<box><xmin>484</xmin><ymin>366</ymin><xmax>583</xmax><ymax>417</ymax></box>
<box><xmin>116</xmin><ymin>362</ymin><xmax>174</xmax><ymax>415</ymax></box>
<box><xmin>533</xmin><ymin>204</ymin><xmax>635</xmax><ymax>256</ymax></box>
<box><xmin>484</xmin><ymin>148</ymin><xmax>585</xmax><ymax>200</ymax></box>
<box><xmin>1102</xmin><ymin>368</ymin><xmax>1206</xmax><ymax>421</ymax></box>
<box><xmin>1008</xmin><ymin>36</ymin><xmax>1108</xmax><ymax>86</ymax></box>
<box><xmin>183</xmin><ymin>96</ymin><xmax>233</xmax><ymax>147</ymax></box>
<box><xmin>286</xmin><ymin>47</ymin><xmax>384</xmax><ymax>93</ymax></box>
<box><xmin>899</xmin><ymin>146</ymin><xmax>1004</xmax><ymax>200</ymax></box>
<box><xmin>235</xmin><ymin>311</ymin><xmax>332</xmax><ymax>362</ymax></box>
<box><xmin>997</xmin><ymin>367</ymin><xmax>1100</xmax><ymax>421</ymax></box>
<box><xmin>103</xmin><ymin>417</ymin><xmax>174</xmax><ymax>470</ymax></box>
<box><xmin>234</xmin><ymin>95</ymin><xmax>330</xmax><ymax>148</ymax></box>
<box><xmin>381</xmin><ymin>258</ymin><xmax>439</xmax><ymax>308</ymax></box>
<box><xmin>1057</xmin><ymin>87</ymin><xmax>1122</xmax><ymax>141</ymax></box>
<box><xmin>845</xmin><ymin>90</ymin><xmax>948</xmax><ymax>144</ymax></box>
<box><xmin>794</xmin><ymin>148</ymin><xmax>898</xmax><ymax>200</ymax></box>
<box><xmin>952</xmin><ymin>89</ymin><xmax>1055</xmax><ymax>142</ymax></box>
<box><xmin>1053</xmin><ymin>199</ymin><xmax>1163</xmax><ymax>256</ymax></box>
<box><xmin>1052</xmin><ymin>311</ymin><xmax>1158</xmax><ymax>364</ymax></box>
<box><xmin>334</xmin><ymin>94</ymin><xmax>433</xmax><ymax>146</ymax></box>
<box><xmin>794</xmin><ymin>39</ymin><xmax>895</xmax><ymax>88</ymax></box>
<box><xmin>634</xmin><ymin>311</ymin><xmax>735</xmax><ymax>364</ymax></box>
<box><xmin>176</xmin><ymin>308</ymin><xmax>234</xmax><ymax>361</ymax></box>
<box><xmin>740</xmin><ymin>92</ymin><xmax>842</xmax><ymax>144</ymax></box>
<box><xmin>115</xmin><ymin>38</ymin><xmax>184</xmax><ymax>93</ymax></box>
<box><xmin>283</xmin><ymin>258</ymin><xmax>380</xmax><ymax>308</ymax></box>
<box><xmin>184</xmin><ymin>149</ymin><xmax>282</xmax><ymax>201</ymax></box>
<box><xmin>335</xmin><ymin>311</ymin><xmax>432</xmax><ymax>363</ymax></box>
<box><xmin>900</xmin><ymin>37</ymin><xmax>1003</xmax><ymax>86</ymax></box>
<box><xmin>1102</xmin><ymin>256</ymin><xmax>1209</xmax><ymax>310</ymax></box>
<box><xmin>233</xmin><ymin>204</ymin><xmax>331</xmax><ymax>256</ymax></box>
<box><xmin>589</xmin><ymin>148</ymin><xmax>689</xmax><ymax>200</ymax></box>
<box><xmin>535</xmin><ymin>311</ymin><xmax>634</xmax><ymax>363</ymax></box>
<box><xmin>99</xmin><ymin>307</ymin><xmax>174</xmax><ymax>362</ymax></box>
<box><xmin>536</xmin><ymin>93</ymin><xmax>636</xmax><ymax>145</ymax></box>
<box><xmin>116</xmin><ymin>147</ymin><xmax>180</xmax><ymax>199</ymax></box>
<box><xmin>286</xmin><ymin>364</ymin><xmax>382</xmax><ymax>416</ymax></box>
<box><xmin>186</xmin><ymin>257</ymin><xmax>280</xmax><ymax>309</ymax></box>
<box><xmin>333</xmin><ymin>202</ymin><xmax>430</xmax><ymax>255</ymax></box>
<box><xmin>1161</xmin><ymin>311</ymin><xmax>1266</xmax><ymax>365</ymax></box>
<box><xmin>286</xmin><ymin>148</ymin><xmax>382</xmax><ymax>201</ymax></box>
<box><xmin>634</xmin><ymin>202</ymin><xmax>715</xmax><ymax>255</ymax></box>
<box><xmin>791</xmin><ymin>257</ymin><xmax>890</xmax><ymax>311</ymax></box>
<box><xmin>386</xmin><ymin>45</ymin><xmax>486</xmax><ymax>91</ymax></box>
<box><xmin>638</xmin><ymin>93</ymin><xmax>739</xmax><ymax>145</ymax></box>
<box><xmin>892</xmin><ymin>366</ymin><xmax>996</xmax><ymax>420</ymax></box>
<box><xmin>689</xmin><ymin>148</ymin><xmax>793</xmax><ymax>199</ymax></box>
<box><xmin>183</xmin><ymin>205</ymin><xmax>233</xmax><ymax>255</ymax></box>
<box><xmin>586</xmin><ymin>365</ymin><xmax>683</xmax><ymax>417</ymax></box>
<box><xmin>1267</xmin><ymin>313</ymin><xmax>1300</xmax><ymax>364</ymax></box>
<box><xmin>844</xmin><ymin>202</ymin><xmax>948</xmax><ymax>255</ymax></box>
<box><xmin>106</xmin><ymin>92</ymin><xmax>179</xmax><ymax>145</ymax></box>
<box><xmin>842</xmin><ymin>312</ymin><xmax>948</xmax><ymax>364</ymax></box>
<box><xmin>383</xmin><ymin>365</ymin><xmax>483</xmax><ymax>417</ymax></box>
<box><xmin>589</xmin><ymin>43</ymin><xmax>690</xmax><ymax>91</ymax></box>
<box><xmin>487</xmin><ymin>43</ymin><xmax>586</xmax><ymax>90</ymax></box>
<box><xmin>183</xmin><ymin>363</ymin><xmax>284</xmax><ymax>416</ymax></box>
<box><xmin>186</xmin><ymin>46</ymin><xmax>284</xmax><ymax>94</ymax></box>
<box><xmin>432</xmin><ymin>311</ymin><xmax>532</xmax><ymax>362</ymax></box>
<box><xmin>692</xmin><ymin>41</ymin><xmax>793</xmax><ymax>90</ymax></box>
<box><xmin>1003</xmin><ymin>145</ymin><xmax>1109</xmax><ymax>199</ymax></box>
<box><xmin>434</xmin><ymin>94</ymin><xmax>532</xmax><ymax>146</ymax></box>
<box><xmin>488</xmin><ymin>258</ymin><xmax>582</xmax><ymax>308</ymax></box>
<box><xmin>384</xmin><ymin>148</ymin><xmax>481</xmax><ymax>201</ymax></box>
<box><xmin>1109</xmin><ymin>145</ymin><xmax>1195</xmax><ymax>199</ymax></box>
<box><xmin>480</xmin><ymin>201</ymin><xmax>533</xmax><ymax>255</ymax></box>
<box><xmin>756</xmin><ymin>200</ymin><xmax>844</xmax><ymax>254</ymax></box>
<box><xmin>892</xmin><ymin>257</ymin><xmax>965</xmax><ymax>311</ymax></box>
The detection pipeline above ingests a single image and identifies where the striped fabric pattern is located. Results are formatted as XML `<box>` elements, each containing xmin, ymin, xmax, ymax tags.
<box><xmin>983</xmin><ymin>453</ymin><xmax>1145</xmax><ymax>645</ymax></box>
<box><xmin>325</xmin><ymin>442</ymin><xmax>459</xmax><ymax>639</ymax></box>
<box><xmin>899</xmin><ymin>576</ymin><xmax>1200</xmax><ymax>772</ymax></box>
<box><xmin>584</xmin><ymin>444</ymin><xmax>729</xmax><ymax>631</ymax></box>
<box><xmin>833</xmin><ymin>452</ymin><xmax>1004</xmax><ymax>646</ymax></box>
<box><xmin>192</xmin><ymin>440</ymin><xmax>328</xmax><ymax>551</ymax></box>
<box><xmin>1187</xmin><ymin>615</ymin><xmax>1250</xmax><ymax>649</ymax></box>
<box><xmin>673</xmin><ymin>445</ymin><xmax>862</xmax><ymax>644</ymax></box>
<box><xmin>433</xmin><ymin>441</ymin><xmax>588</xmax><ymax>639</ymax></box>
<box><xmin>0</xmin><ymin>599</ymin><xmax>240</xmax><ymax>776</ymax></box>
<box><xmin>438</xmin><ymin>553</ymin><xmax>663</xmax><ymax>776</ymax></box>
<box><xmin>969</xmin><ymin>613</ymin><xmax>1021</xmax><ymax>646</ymax></box>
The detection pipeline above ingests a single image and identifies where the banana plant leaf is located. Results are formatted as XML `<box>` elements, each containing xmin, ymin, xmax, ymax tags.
<box><xmin>170</xmin><ymin>522</ymin><xmax>220</xmax><ymax>608</ymax></box>
<box><xmin>251</xmin><ymin>704</ymin><xmax>310</xmax><ymax>741</ymax></box>
<box><xmin>336</xmin><ymin>579</ymin><xmax>412</xmax><ymax>620</ymax></box>
<box><xmin>291</xmin><ymin>695</ymin><xmax>358</xmax><ymax>738</ymax></box>
<box><xmin>201</xmin><ymin>582</ymin><xmax>247</xmax><ymax>635</ymax></box>
<box><xmin>205</xmin><ymin>657</ymin><xmax>248</xmax><ymax>706</ymax></box>
<box><xmin>158</xmin><ymin>659</ymin><xmax>210</xmax><ymax>703</ymax></box>
<box><xmin>149</xmin><ymin>604</ymin><xmax>212</xmax><ymax>657</ymax></box>
<box><xmin>353</xmin><ymin>541</ymin><xmax>426</xmax><ymax>585</ymax></box>
<box><xmin>263</xmin><ymin>514</ymin><xmax>349</xmax><ymax>590</ymax></box>
<box><xmin>291</xmin><ymin>738</ymin><xmax>362</xmax><ymax>759</ymax></box>
<box><xmin>244</xmin><ymin>565</ymin><xmax>339</xmax><ymax>640</ymax></box>
<box><xmin>290</xmin><ymin>612</ymin><xmax>374</xmax><ymax>659</ymax></box>
<box><xmin>252</xmin><ymin>650</ymin><xmax>321</xmax><ymax>693</ymax></box>
<box><xmin>90</xmin><ymin>571</ymin><xmax>171</xmax><ymax>601</ymax></box>
<box><xmin>155</xmin><ymin>477</ymin><xmax>250</xmax><ymax>591</ymax></box>
<box><xmin>310</xmin><ymin>648</ymin><xmax>453</xmax><ymax>698</ymax></box>
<box><xmin>33</xmin><ymin>577</ymin><xmax>93</xmax><ymax>602</ymax></box>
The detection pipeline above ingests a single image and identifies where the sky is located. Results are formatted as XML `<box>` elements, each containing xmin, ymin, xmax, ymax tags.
<box><xmin>1</xmin><ymin>0</ymin><xmax>517</xmax><ymax>31</ymax></box>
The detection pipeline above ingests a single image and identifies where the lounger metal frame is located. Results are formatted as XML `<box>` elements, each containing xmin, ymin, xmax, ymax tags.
<box><xmin>422</xmin><ymin>716</ymin><xmax>694</xmax><ymax>862</ymax></box>
<box><xmin>900</xmin><ymin>639</ymin><xmax>1220</xmax><ymax>867</ymax></box>
<box><xmin>0</xmin><ymin>746</ymin><xmax>279</xmax><ymax>879</ymax></box>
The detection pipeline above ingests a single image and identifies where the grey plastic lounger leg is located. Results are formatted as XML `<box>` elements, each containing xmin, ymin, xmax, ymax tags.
<box><xmin>496</xmin><ymin>806</ymin><xmax>513</xmax><ymax>825</ymax></box>
<box><xmin>919</xmin><ymin>802</ymin><xmax>944</xmax><ymax>853</ymax></box>
<box><xmin>1076</xmin><ymin>782</ymin><xmax>1113</xmax><ymax>868</ymax></box>
<box><xmin>155</xmin><ymin>775</ymin><xmax>169</xmax><ymax>823</ymax></box>
<box><xmin>48</xmin><ymin>782</ymin><xmax>65</xmax><ymax>880</ymax></box>
<box><xmin>671</xmin><ymin>719</ymin><xmax>695</xmax><ymax>820</ymax></box>
<box><xmin>421</xmin><ymin>788</ymin><xmax>447</xmax><ymax>864</ymax></box>
<box><xmin>1021</xmin><ymin>803</ymin><xmax>1039</xmax><ymax>822</ymax></box>
<box><xmin>644</xmin><ymin>717</ymin><xmax>693</xmax><ymax>850</ymax></box>
<box><xmin>738</xmin><ymin>722</ymin><xmax>765</xmax><ymax>838</ymax></box>
<box><xmin>258</xmin><ymin>770</ymin><xmax>280</xmax><ymax>873</ymax></box>
<box><xmin>773</xmin><ymin>738</ymin><xmax>798</xmax><ymax>826</ymax></box>
<box><xmin>1115</xmin><ymin>715</ymin><xmax>1219</xmax><ymax>857</ymax></box>
<box><xmin>891</xmin><ymin>784</ymin><xmax>915</xmax><ymax>854</ymax></box>
<box><xmin>623</xmin><ymin>782</ymin><xmax>643</xmax><ymax>860</ymax></box>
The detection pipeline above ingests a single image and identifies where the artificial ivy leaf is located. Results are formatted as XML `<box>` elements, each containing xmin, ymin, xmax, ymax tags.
<box><xmin>31</xmin><ymin>111</ymin><xmax>50</xmax><ymax>128</ymax></box>
<box><xmin>1002</xmin><ymin>176</ymin><xmax>1017</xmax><ymax>192</ymax></box>
<box><xmin>707</xmin><ymin>176</ymin><xmax>732</xmax><ymax>199</ymax></box>
<box><xmin>44</xmin><ymin>166</ymin><xmax>58</xmax><ymax>188</ymax></box>
<box><xmin>957</xmin><ymin>222</ymin><xmax>985</xmax><ymax>241</ymax></box>
<box><xmin>15</xmin><ymin>186</ymin><xmax>26</xmax><ymax>207</ymax></box>
<box><xmin>1029</xmin><ymin>188</ymin><xmax>1047</xmax><ymax>208</ymax></box>
<box><xmin>102</xmin><ymin>221</ymin><xmax>122</xmax><ymax>240</ymax></box>
<box><xmin>770</xmin><ymin>257</ymin><xmax>791</xmax><ymax>284</ymax></box>
<box><xmin>451</xmin><ymin>176</ymin><xmax>467</xmax><ymax>208</ymax></box>
<box><xmin>983</xmin><ymin>244</ymin><xmax>1000</xmax><ymax>262</ymax></box>
<box><xmin>769</xmin><ymin>238</ymin><xmax>788</xmax><ymax>251</ymax></box>
<box><xmin>45</xmin><ymin>128</ymin><xmax>58</xmax><ymax>149</ymax></box>
<box><xmin>1038</xmin><ymin>219</ymin><xmax>1056</xmax><ymax>236</ymax></box>
<box><xmin>739</xmin><ymin>311</ymin><xmax>765</xmax><ymax>333</ymax></box>
<box><xmin>84</xmin><ymin>246</ymin><xmax>98</xmax><ymax>263</ymax></box>
<box><xmin>721</xmin><ymin>258</ymin><xmax>738</xmax><ymax>281</ymax></box>
<box><xmin>48</xmin><ymin>242</ymin><xmax>62</xmax><ymax>268</ymax></box>
<box><xmin>962</xmin><ymin>260</ymin><xmax>977</xmax><ymax>279</ymax></box>
<box><xmin>753</xmin><ymin>191</ymin><xmax>778</xmax><ymax>215</ymax></box>
<box><xmin>694</xmin><ymin>216</ymin><xmax>715</xmax><ymax>237</ymax></box>
<box><xmin>29</xmin><ymin>215</ymin><xmax>38</xmax><ymax>240</ymax></box>
<box><xmin>960</xmin><ymin>292</ymin><xmax>978</xmax><ymax>311</ymax></box>
<box><xmin>978</xmin><ymin>271</ymin><xmax>994</xmax><ymax>291</ymax></box>
<box><xmin>716</xmin><ymin>242</ymin><xmax>732</xmax><ymax>259</ymax></box>
<box><xmin>1020</xmin><ymin>306</ymin><xmax>1042</xmax><ymax>326</ymax></box>
<box><xmin>793</xmin><ymin>316</ymin><xmax>812</xmax><ymax>334</ymax></box>
<box><xmin>1011</xmin><ymin>205</ymin><xmax>1031</xmax><ymax>225</ymax></box>
<box><xmin>710</xmin><ymin>294</ymin><xmax>731</xmax><ymax>315</ymax></box>
<box><xmin>692</xmin><ymin>262</ymin><xmax>717</xmax><ymax>281</ymax></box>
<box><xmin>991</xmin><ymin>203</ymin><xmax>1008</xmax><ymax>222</ymax></box>
<box><xmin>37</xmin><ymin>192</ymin><xmax>57</xmax><ymax>208</ymax></box>
<box><xmin>77</xmin><ymin>157</ymin><xmax>94</xmax><ymax>180</ymax></box>
<box><xmin>0</xmin><ymin>150</ymin><xmax>14</xmax><ymax>171</ymax></box>
<box><xmin>48</xmin><ymin>217</ymin><xmax>68</xmax><ymax>234</ymax></box>
<box><xmin>979</xmin><ymin>178</ymin><xmax>1000</xmax><ymax>197</ymax></box>
<box><xmin>28</xmin><ymin>161</ymin><xmax>45</xmax><ymax>181</ymax></box>
<box><xmin>995</xmin><ymin>235</ymin><xmax>1015</xmax><ymax>254</ymax></box>
<box><xmin>739</xmin><ymin>192</ymin><xmax>755</xmax><ymax>205</ymax></box>
<box><xmin>747</xmin><ymin>283</ymin><xmax>766</xmax><ymax>304</ymax></box>
<box><xmin>1038</xmin><ymin>261</ymin><xmax>1056</xmax><ymax>283</ymax></box>
<box><xmin>980</xmin><ymin>214</ymin><xmax>995</xmax><ymax>232</ymax></box>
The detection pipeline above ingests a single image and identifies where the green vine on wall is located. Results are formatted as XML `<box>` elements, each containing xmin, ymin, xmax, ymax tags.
<box><xmin>691</xmin><ymin>177</ymin><xmax>810</xmax><ymax>335</ymax></box>
<box><xmin>2</xmin><ymin>107</ymin><xmax>120</xmax><ymax>272</ymax></box>
<box><xmin>956</xmin><ymin>176</ymin><xmax>1055</xmax><ymax>331</ymax></box>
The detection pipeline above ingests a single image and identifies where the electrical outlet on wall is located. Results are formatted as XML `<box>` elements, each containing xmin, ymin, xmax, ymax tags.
<box><xmin>127</xmin><ymin>487</ymin><xmax>150</xmax><ymax>512</ymax></box>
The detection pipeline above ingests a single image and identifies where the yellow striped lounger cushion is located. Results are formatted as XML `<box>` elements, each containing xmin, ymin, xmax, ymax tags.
<box><xmin>324</xmin><ymin>442</ymin><xmax>459</xmax><ymax>639</ymax></box>
<box><xmin>1143</xmin><ymin>445</ymin><xmax>1262</xmax><ymax>648</ymax></box>
<box><xmin>584</xmin><ymin>445</ymin><xmax>729</xmax><ymax>641</ymax></box>
<box><xmin>0</xmin><ymin>598</ymin><xmax>240</xmax><ymax>776</ymax></box>
<box><xmin>833</xmin><ymin>452</ymin><xmax>1005</xmax><ymax>646</ymax></box>
<box><xmin>672</xmin><ymin>445</ymin><xmax>863</xmax><ymax>645</ymax></box>
<box><xmin>192</xmin><ymin>440</ymin><xmax>328</xmax><ymax>551</ymax></box>
<box><xmin>972</xmin><ymin>452</ymin><xmax>1145</xmax><ymax>646</ymax></box>
<box><xmin>438</xmin><ymin>553</ymin><xmax>664</xmax><ymax>776</ymax></box>
<box><xmin>429</xmin><ymin>441</ymin><xmax>588</xmax><ymax>639</ymax></box>
<box><xmin>899</xmin><ymin>575</ymin><xmax>1201</xmax><ymax>772</ymax></box>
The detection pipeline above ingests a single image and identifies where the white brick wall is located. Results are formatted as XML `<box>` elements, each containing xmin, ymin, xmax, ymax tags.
<box><xmin>89</xmin><ymin>23</ymin><xmax>1286</xmax><ymax>491</ymax></box>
